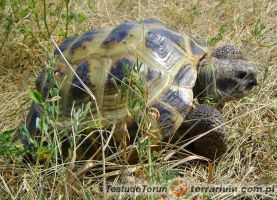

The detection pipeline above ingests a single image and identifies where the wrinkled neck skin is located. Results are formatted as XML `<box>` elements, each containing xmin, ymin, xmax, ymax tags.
<box><xmin>195</xmin><ymin>61</ymin><xmax>213</xmax><ymax>97</ymax></box>
<box><xmin>193</xmin><ymin>58</ymin><xmax>220</xmax><ymax>104</ymax></box>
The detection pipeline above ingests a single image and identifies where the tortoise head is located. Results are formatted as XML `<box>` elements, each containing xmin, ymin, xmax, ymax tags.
<box><xmin>195</xmin><ymin>45</ymin><xmax>258</xmax><ymax>104</ymax></box>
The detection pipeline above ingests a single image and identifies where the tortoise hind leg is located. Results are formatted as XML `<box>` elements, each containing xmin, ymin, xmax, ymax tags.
<box><xmin>176</xmin><ymin>104</ymin><xmax>228</xmax><ymax>160</ymax></box>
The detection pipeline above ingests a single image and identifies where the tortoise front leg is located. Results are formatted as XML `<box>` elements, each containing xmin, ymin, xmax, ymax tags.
<box><xmin>176</xmin><ymin>104</ymin><xmax>228</xmax><ymax>160</ymax></box>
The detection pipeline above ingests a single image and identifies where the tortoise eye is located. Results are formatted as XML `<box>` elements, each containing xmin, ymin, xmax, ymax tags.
<box><xmin>236</xmin><ymin>71</ymin><xmax>247</xmax><ymax>79</ymax></box>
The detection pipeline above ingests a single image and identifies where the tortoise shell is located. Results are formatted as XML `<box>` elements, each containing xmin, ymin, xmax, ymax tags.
<box><xmin>28</xmin><ymin>19</ymin><xmax>208</xmax><ymax>138</ymax></box>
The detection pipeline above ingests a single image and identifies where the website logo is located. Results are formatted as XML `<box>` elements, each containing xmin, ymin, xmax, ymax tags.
<box><xmin>169</xmin><ymin>178</ymin><xmax>189</xmax><ymax>197</ymax></box>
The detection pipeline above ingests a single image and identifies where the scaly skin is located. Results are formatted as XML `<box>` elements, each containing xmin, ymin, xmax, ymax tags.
<box><xmin>176</xmin><ymin>104</ymin><xmax>227</xmax><ymax>160</ymax></box>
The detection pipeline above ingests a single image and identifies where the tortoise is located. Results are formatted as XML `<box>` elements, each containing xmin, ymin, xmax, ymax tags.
<box><xmin>25</xmin><ymin>19</ymin><xmax>258</xmax><ymax>161</ymax></box>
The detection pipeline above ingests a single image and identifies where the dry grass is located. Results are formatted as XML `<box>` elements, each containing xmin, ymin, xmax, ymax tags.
<box><xmin>0</xmin><ymin>0</ymin><xmax>276</xmax><ymax>199</ymax></box>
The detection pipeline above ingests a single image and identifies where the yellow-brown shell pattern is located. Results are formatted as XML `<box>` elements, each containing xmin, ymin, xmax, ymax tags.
<box><xmin>35</xmin><ymin>19</ymin><xmax>209</xmax><ymax>129</ymax></box>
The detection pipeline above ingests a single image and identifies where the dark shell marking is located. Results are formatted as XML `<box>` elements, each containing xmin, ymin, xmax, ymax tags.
<box><xmin>145</xmin><ymin>31</ymin><xmax>183</xmax><ymax>69</ymax></box>
<box><xmin>174</xmin><ymin>64</ymin><xmax>197</xmax><ymax>88</ymax></box>
<box><xmin>70</xmin><ymin>61</ymin><xmax>92</xmax><ymax>98</ymax></box>
<box><xmin>146</xmin><ymin>68</ymin><xmax>155</xmax><ymax>82</ymax></box>
<box><xmin>106</xmin><ymin>58</ymin><xmax>133</xmax><ymax>88</ymax></box>
<box><xmin>27</xmin><ymin>103</ymin><xmax>42</xmax><ymax>134</ymax></box>
<box><xmin>162</xmin><ymin>89</ymin><xmax>190</xmax><ymax>114</ymax></box>
<box><xmin>146</xmin><ymin>68</ymin><xmax>164</xmax><ymax>82</ymax></box>
<box><xmin>36</xmin><ymin>68</ymin><xmax>60</xmax><ymax>98</ymax></box>
<box><xmin>153</xmin><ymin>104</ymin><xmax>175</xmax><ymax>138</ymax></box>
<box><xmin>54</xmin><ymin>36</ymin><xmax>77</xmax><ymax>56</ymax></box>
<box><xmin>71</xmin><ymin>29</ymin><xmax>104</xmax><ymax>51</ymax></box>
<box><xmin>149</xmin><ymin>28</ymin><xmax>183</xmax><ymax>47</ymax></box>
<box><xmin>36</xmin><ymin>68</ymin><xmax>49</xmax><ymax>95</ymax></box>
<box><xmin>103</xmin><ymin>22</ymin><xmax>137</xmax><ymax>46</ymax></box>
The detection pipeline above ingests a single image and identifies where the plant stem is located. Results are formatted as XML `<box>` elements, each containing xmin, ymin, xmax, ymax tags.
<box><xmin>65</xmin><ymin>0</ymin><xmax>70</xmax><ymax>38</ymax></box>
<box><xmin>43</xmin><ymin>0</ymin><xmax>50</xmax><ymax>38</ymax></box>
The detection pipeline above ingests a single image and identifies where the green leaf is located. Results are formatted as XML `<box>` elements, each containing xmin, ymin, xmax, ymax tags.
<box><xmin>77</xmin><ymin>13</ymin><xmax>87</xmax><ymax>25</ymax></box>
<box><xmin>206</xmin><ymin>25</ymin><xmax>226</xmax><ymax>46</ymax></box>
<box><xmin>0</xmin><ymin>127</ymin><xmax>25</xmax><ymax>155</ymax></box>
<box><xmin>251</xmin><ymin>18</ymin><xmax>266</xmax><ymax>41</ymax></box>
<box><xmin>28</xmin><ymin>88</ymin><xmax>43</xmax><ymax>104</ymax></box>
<box><xmin>19</xmin><ymin>125</ymin><xmax>37</xmax><ymax>152</ymax></box>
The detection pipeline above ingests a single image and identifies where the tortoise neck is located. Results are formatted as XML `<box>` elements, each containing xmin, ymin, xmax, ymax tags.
<box><xmin>194</xmin><ymin>58</ymin><xmax>218</xmax><ymax>102</ymax></box>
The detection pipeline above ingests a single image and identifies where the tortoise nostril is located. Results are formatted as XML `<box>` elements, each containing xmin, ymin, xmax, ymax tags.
<box><xmin>236</xmin><ymin>71</ymin><xmax>248</xmax><ymax>79</ymax></box>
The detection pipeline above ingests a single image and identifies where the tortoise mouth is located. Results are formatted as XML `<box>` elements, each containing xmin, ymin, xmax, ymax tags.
<box><xmin>245</xmin><ymin>79</ymin><xmax>258</xmax><ymax>91</ymax></box>
<box><xmin>216</xmin><ymin>76</ymin><xmax>258</xmax><ymax>100</ymax></box>
<box><xmin>216</xmin><ymin>78</ymin><xmax>238</xmax><ymax>93</ymax></box>
<box><xmin>216</xmin><ymin>78</ymin><xmax>245</xmax><ymax>100</ymax></box>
